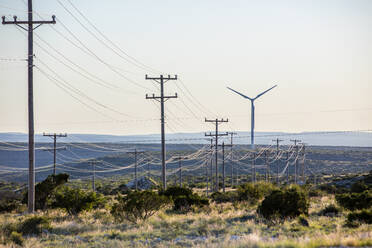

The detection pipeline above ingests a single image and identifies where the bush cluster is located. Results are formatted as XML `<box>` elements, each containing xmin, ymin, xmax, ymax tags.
<box><xmin>0</xmin><ymin>191</ymin><xmax>23</xmax><ymax>213</ymax></box>
<box><xmin>347</xmin><ymin>208</ymin><xmax>372</xmax><ymax>226</ymax></box>
<box><xmin>111</xmin><ymin>190</ymin><xmax>170</xmax><ymax>223</ymax></box>
<box><xmin>210</xmin><ymin>191</ymin><xmax>238</xmax><ymax>203</ymax></box>
<box><xmin>336</xmin><ymin>190</ymin><xmax>372</xmax><ymax>211</ymax></box>
<box><xmin>160</xmin><ymin>186</ymin><xmax>209</xmax><ymax>212</ymax></box>
<box><xmin>237</xmin><ymin>182</ymin><xmax>276</xmax><ymax>204</ymax></box>
<box><xmin>319</xmin><ymin>204</ymin><xmax>341</xmax><ymax>217</ymax></box>
<box><xmin>258</xmin><ymin>185</ymin><xmax>309</xmax><ymax>221</ymax></box>
<box><xmin>50</xmin><ymin>186</ymin><xmax>105</xmax><ymax>215</ymax></box>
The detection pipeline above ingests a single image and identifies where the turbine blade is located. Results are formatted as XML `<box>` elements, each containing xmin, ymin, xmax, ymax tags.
<box><xmin>226</xmin><ymin>87</ymin><xmax>252</xmax><ymax>100</ymax></box>
<box><xmin>254</xmin><ymin>85</ymin><xmax>277</xmax><ymax>100</ymax></box>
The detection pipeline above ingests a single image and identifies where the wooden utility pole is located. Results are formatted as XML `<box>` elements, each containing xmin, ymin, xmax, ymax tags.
<box><xmin>217</xmin><ymin>142</ymin><xmax>232</xmax><ymax>192</ymax></box>
<box><xmin>90</xmin><ymin>161</ymin><xmax>97</xmax><ymax>192</ymax></box>
<box><xmin>264</xmin><ymin>150</ymin><xmax>269</xmax><ymax>182</ymax></box>
<box><xmin>272</xmin><ymin>138</ymin><xmax>283</xmax><ymax>184</ymax></box>
<box><xmin>2</xmin><ymin>3</ymin><xmax>56</xmax><ymax>213</ymax></box>
<box><xmin>127</xmin><ymin>149</ymin><xmax>145</xmax><ymax>190</ymax></box>
<box><xmin>145</xmin><ymin>75</ymin><xmax>178</xmax><ymax>190</ymax></box>
<box><xmin>228</xmin><ymin>132</ymin><xmax>237</xmax><ymax>187</ymax></box>
<box><xmin>206</xmin><ymin>139</ymin><xmax>213</xmax><ymax>196</ymax></box>
<box><xmin>205</xmin><ymin>118</ymin><xmax>228</xmax><ymax>191</ymax></box>
<box><xmin>176</xmin><ymin>156</ymin><xmax>188</xmax><ymax>187</ymax></box>
<box><xmin>290</xmin><ymin>139</ymin><xmax>301</xmax><ymax>184</ymax></box>
<box><xmin>286</xmin><ymin>151</ymin><xmax>290</xmax><ymax>183</ymax></box>
<box><xmin>252</xmin><ymin>151</ymin><xmax>256</xmax><ymax>183</ymax></box>
<box><xmin>43</xmin><ymin>133</ymin><xmax>67</xmax><ymax>175</ymax></box>
<box><xmin>299</xmin><ymin>143</ymin><xmax>307</xmax><ymax>184</ymax></box>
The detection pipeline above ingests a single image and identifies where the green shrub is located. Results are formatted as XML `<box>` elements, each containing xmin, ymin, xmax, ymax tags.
<box><xmin>160</xmin><ymin>186</ymin><xmax>193</xmax><ymax>200</ymax></box>
<box><xmin>173</xmin><ymin>193</ymin><xmax>209</xmax><ymax>212</ymax></box>
<box><xmin>319</xmin><ymin>204</ymin><xmax>341</xmax><ymax>216</ymax></box>
<box><xmin>23</xmin><ymin>173</ymin><xmax>69</xmax><ymax>210</ymax></box>
<box><xmin>351</xmin><ymin>181</ymin><xmax>368</xmax><ymax>193</ymax></box>
<box><xmin>10</xmin><ymin>231</ymin><xmax>24</xmax><ymax>246</ymax></box>
<box><xmin>347</xmin><ymin>208</ymin><xmax>372</xmax><ymax>227</ymax></box>
<box><xmin>18</xmin><ymin>216</ymin><xmax>51</xmax><ymax>236</ymax></box>
<box><xmin>0</xmin><ymin>191</ymin><xmax>23</xmax><ymax>213</ymax></box>
<box><xmin>50</xmin><ymin>186</ymin><xmax>105</xmax><ymax>215</ymax></box>
<box><xmin>160</xmin><ymin>186</ymin><xmax>209</xmax><ymax>212</ymax></box>
<box><xmin>258</xmin><ymin>185</ymin><xmax>309</xmax><ymax>221</ymax></box>
<box><xmin>237</xmin><ymin>182</ymin><xmax>276</xmax><ymax>204</ymax></box>
<box><xmin>211</xmin><ymin>191</ymin><xmax>238</xmax><ymax>203</ymax></box>
<box><xmin>336</xmin><ymin>190</ymin><xmax>372</xmax><ymax>211</ymax></box>
<box><xmin>308</xmin><ymin>188</ymin><xmax>324</xmax><ymax>198</ymax></box>
<box><xmin>111</xmin><ymin>190</ymin><xmax>170</xmax><ymax>223</ymax></box>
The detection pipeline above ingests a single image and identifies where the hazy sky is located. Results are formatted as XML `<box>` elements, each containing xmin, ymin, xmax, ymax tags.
<box><xmin>0</xmin><ymin>0</ymin><xmax>371</xmax><ymax>136</ymax></box>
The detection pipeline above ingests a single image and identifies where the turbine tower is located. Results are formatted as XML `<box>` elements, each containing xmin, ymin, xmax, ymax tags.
<box><xmin>227</xmin><ymin>85</ymin><xmax>277</xmax><ymax>149</ymax></box>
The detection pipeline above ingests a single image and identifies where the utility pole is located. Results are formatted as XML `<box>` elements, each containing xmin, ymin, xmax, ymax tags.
<box><xmin>43</xmin><ymin>133</ymin><xmax>67</xmax><ymax>175</ymax></box>
<box><xmin>286</xmin><ymin>151</ymin><xmax>290</xmax><ymax>183</ymax></box>
<box><xmin>206</xmin><ymin>138</ymin><xmax>213</xmax><ymax>196</ymax></box>
<box><xmin>205</xmin><ymin>118</ymin><xmax>229</xmax><ymax>191</ymax></box>
<box><xmin>290</xmin><ymin>139</ymin><xmax>301</xmax><ymax>184</ymax></box>
<box><xmin>2</xmin><ymin>3</ymin><xmax>56</xmax><ymax>213</ymax></box>
<box><xmin>177</xmin><ymin>156</ymin><xmax>188</xmax><ymax>187</ymax></box>
<box><xmin>272</xmin><ymin>138</ymin><xmax>283</xmax><ymax>184</ymax></box>
<box><xmin>228</xmin><ymin>132</ymin><xmax>237</xmax><ymax>187</ymax></box>
<box><xmin>264</xmin><ymin>150</ymin><xmax>269</xmax><ymax>182</ymax></box>
<box><xmin>252</xmin><ymin>151</ymin><xmax>256</xmax><ymax>183</ymax></box>
<box><xmin>127</xmin><ymin>149</ymin><xmax>145</xmax><ymax>190</ymax></box>
<box><xmin>90</xmin><ymin>161</ymin><xmax>97</xmax><ymax>192</ymax></box>
<box><xmin>145</xmin><ymin>74</ymin><xmax>178</xmax><ymax>190</ymax></box>
<box><xmin>217</xmin><ymin>142</ymin><xmax>232</xmax><ymax>192</ymax></box>
<box><xmin>299</xmin><ymin>143</ymin><xmax>307</xmax><ymax>184</ymax></box>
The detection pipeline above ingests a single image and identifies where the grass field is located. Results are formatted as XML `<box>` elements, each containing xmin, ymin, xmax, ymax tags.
<box><xmin>1</xmin><ymin>190</ymin><xmax>371</xmax><ymax>248</ymax></box>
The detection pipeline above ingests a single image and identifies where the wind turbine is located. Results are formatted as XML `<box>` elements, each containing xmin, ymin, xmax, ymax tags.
<box><xmin>227</xmin><ymin>85</ymin><xmax>277</xmax><ymax>149</ymax></box>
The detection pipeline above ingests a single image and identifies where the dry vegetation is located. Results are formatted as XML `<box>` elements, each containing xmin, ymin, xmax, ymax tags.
<box><xmin>0</xmin><ymin>193</ymin><xmax>371</xmax><ymax>248</ymax></box>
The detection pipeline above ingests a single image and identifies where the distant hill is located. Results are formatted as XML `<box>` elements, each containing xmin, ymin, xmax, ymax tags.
<box><xmin>0</xmin><ymin>131</ymin><xmax>371</xmax><ymax>147</ymax></box>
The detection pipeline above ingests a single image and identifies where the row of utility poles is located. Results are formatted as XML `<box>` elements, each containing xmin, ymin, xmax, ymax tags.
<box><xmin>2</xmin><ymin>0</ymin><xmax>307</xmax><ymax>214</ymax></box>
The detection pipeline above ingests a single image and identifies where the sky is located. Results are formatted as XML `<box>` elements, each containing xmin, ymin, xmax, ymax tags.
<box><xmin>0</xmin><ymin>0</ymin><xmax>371</xmax><ymax>136</ymax></box>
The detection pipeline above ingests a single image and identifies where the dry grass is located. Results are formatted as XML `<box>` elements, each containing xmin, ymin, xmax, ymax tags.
<box><xmin>0</xmin><ymin>196</ymin><xmax>371</xmax><ymax>247</ymax></box>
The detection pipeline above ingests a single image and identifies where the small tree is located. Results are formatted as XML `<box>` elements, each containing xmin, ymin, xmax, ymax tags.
<box><xmin>50</xmin><ymin>186</ymin><xmax>105</xmax><ymax>215</ymax></box>
<box><xmin>111</xmin><ymin>191</ymin><xmax>170</xmax><ymax>223</ymax></box>
<box><xmin>258</xmin><ymin>185</ymin><xmax>309</xmax><ymax>221</ymax></box>
<box><xmin>23</xmin><ymin>173</ymin><xmax>69</xmax><ymax>210</ymax></box>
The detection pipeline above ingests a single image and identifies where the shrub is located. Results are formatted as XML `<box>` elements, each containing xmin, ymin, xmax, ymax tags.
<box><xmin>351</xmin><ymin>181</ymin><xmax>368</xmax><ymax>193</ymax></box>
<box><xmin>50</xmin><ymin>186</ymin><xmax>105</xmax><ymax>215</ymax></box>
<box><xmin>111</xmin><ymin>190</ymin><xmax>170</xmax><ymax>223</ymax></box>
<box><xmin>160</xmin><ymin>186</ymin><xmax>193</xmax><ymax>200</ymax></box>
<box><xmin>347</xmin><ymin>208</ymin><xmax>372</xmax><ymax>227</ymax></box>
<box><xmin>336</xmin><ymin>190</ymin><xmax>372</xmax><ymax>211</ymax></box>
<box><xmin>319</xmin><ymin>204</ymin><xmax>341</xmax><ymax>217</ymax></box>
<box><xmin>308</xmin><ymin>188</ymin><xmax>324</xmax><ymax>198</ymax></box>
<box><xmin>211</xmin><ymin>191</ymin><xmax>238</xmax><ymax>203</ymax></box>
<box><xmin>173</xmin><ymin>193</ymin><xmax>209</xmax><ymax>212</ymax></box>
<box><xmin>160</xmin><ymin>186</ymin><xmax>209</xmax><ymax>211</ymax></box>
<box><xmin>23</xmin><ymin>173</ymin><xmax>69</xmax><ymax>210</ymax></box>
<box><xmin>237</xmin><ymin>182</ymin><xmax>276</xmax><ymax>204</ymax></box>
<box><xmin>258</xmin><ymin>185</ymin><xmax>309</xmax><ymax>221</ymax></box>
<box><xmin>10</xmin><ymin>231</ymin><xmax>24</xmax><ymax>246</ymax></box>
<box><xmin>18</xmin><ymin>216</ymin><xmax>51</xmax><ymax>236</ymax></box>
<box><xmin>0</xmin><ymin>191</ymin><xmax>23</xmax><ymax>213</ymax></box>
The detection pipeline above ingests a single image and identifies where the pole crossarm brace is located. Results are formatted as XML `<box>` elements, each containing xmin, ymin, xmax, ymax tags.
<box><xmin>145</xmin><ymin>74</ymin><xmax>178</xmax><ymax>190</ymax></box>
<box><xmin>2</xmin><ymin>15</ymin><xmax>56</xmax><ymax>30</ymax></box>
